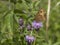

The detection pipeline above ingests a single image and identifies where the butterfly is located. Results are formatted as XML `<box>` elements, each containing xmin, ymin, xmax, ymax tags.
<box><xmin>35</xmin><ymin>8</ymin><xmax>46</xmax><ymax>22</ymax></box>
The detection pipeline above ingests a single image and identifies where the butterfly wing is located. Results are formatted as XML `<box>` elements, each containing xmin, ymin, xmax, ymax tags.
<box><xmin>35</xmin><ymin>8</ymin><xmax>46</xmax><ymax>22</ymax></box>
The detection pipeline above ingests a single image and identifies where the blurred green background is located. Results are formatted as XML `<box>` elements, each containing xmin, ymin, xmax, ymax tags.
<box><xmin>0</xmin><ymin>0</ymin><xmax>60</xmax><ymax>45</ymax></box>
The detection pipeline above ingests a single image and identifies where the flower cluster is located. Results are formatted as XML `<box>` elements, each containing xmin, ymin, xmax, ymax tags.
<box><xmin>19</xmin><ymin>17</ymin><xmax>43</xmax><ymax>31</ymax></box>
<box><xmin>25</xmin><ymin>35</ymin><xmax>35</xmax><ymax>42</ymax></box>
<box><xmin>25</xmin><ymin>35</ymin><xmax>35</xmax><ymax>45</ymax></box>
<box><xmin>32</xmin><ymin>21</ymin><xmax>43</xmax><ymax>31</ymax></box>
<box><xmin>19</xmin><ymin>17</ymin><xmax>43</xmax><ymax>44</ymax></box>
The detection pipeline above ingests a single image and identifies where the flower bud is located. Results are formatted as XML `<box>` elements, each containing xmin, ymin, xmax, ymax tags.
<box><xmin>19</xmin><ymin>18</ymin><xmax>24</xmax><ymax>26</ymax></box>
<box><xmin>27</xmin><ymin>23</ymin><xmax>32</xmax><ymax>31</ymax></box>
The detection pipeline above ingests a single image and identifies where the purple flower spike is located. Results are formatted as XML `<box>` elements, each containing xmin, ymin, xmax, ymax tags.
<box><xmin>25</xmin><ymin>35</ymin><xmax>35</xmax><ymax>43</ymax></box>
<box><xmin>32</xmin><ymin>21</ymin><xmax>43</xmax><ymax>29</ymax></box>
<box><xmin>19</xmin><ymin>18</ymin><xmax>24</xmax><ymax>26</ymax></box>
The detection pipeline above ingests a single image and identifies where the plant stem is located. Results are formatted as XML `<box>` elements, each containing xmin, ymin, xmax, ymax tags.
<box><xmin>46</xmin><ymin>0</ymin><xmax>51</xmax><ymax>43</ymax></box>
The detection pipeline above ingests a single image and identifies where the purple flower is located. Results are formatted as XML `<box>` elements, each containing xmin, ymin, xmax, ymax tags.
<box><xmin>32</xmin><ymin>21</ymin><xmax>43</xmax><ymax>29</ymax></box>
<box><xmin>25</xmin><ymin>35</ymin><xmax>35</xmax><ymax>43</ymax></box>
<box><xmin>27</xmin><ymin>24</ymin><xmax>32</xmax><ymax>31</ymax></box>
<box><xmin>19</xmin><ymin>18</ymin><xmax>25</xmax><ymax>31</ymax></box>
<box><xmin>19</xmin><ymin>18</ymin><xmax>24</xmax><ymax>26</ymax></box>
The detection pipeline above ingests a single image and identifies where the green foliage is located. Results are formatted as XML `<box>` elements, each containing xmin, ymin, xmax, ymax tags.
<box><xmin>0</xmin><ymin>0</ymin><xmax>60</xmax><ymax>45</ymax></box>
